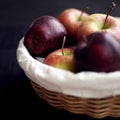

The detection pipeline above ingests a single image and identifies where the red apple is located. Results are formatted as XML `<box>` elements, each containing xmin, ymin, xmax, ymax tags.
<box><xmin>77</xmin><ymin>13</ymin><xmax>120</xmax><ymax>43</ymax></box>
<box><xmin>74</xmin><ymin>32</ymin><xmax>120</xmax><ymax>72</ymax></box>
<box><xmin>43</xmin><ymin>47</ymin><xmax>76</xmax><ymax>73</ymax></box>
<box><xmin>24</xmin><ymin>16</ymin><xmax>67</xmax><ymax>57</ymax></box>
<box><xmin>58</xmin><ymin>8</ymin><xmax>89</xmax><ymax>41</ymax></box>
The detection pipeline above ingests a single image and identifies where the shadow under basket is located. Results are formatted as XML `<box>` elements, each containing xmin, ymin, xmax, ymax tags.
<box><xmin>31</xmin><ymin>81</ymin><xmax>120</xmax><ymax>119</ymax></box>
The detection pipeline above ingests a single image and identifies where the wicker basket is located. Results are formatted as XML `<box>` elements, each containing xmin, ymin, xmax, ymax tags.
<box><xmin>17</xmin><ymin>38</ymin><xmax>120</xmax><ymax>119</ymax></box>
<box><xmin>31</xmin><ymin>81</ymin><xmax>120</xmax><ymax>119</ymax></box>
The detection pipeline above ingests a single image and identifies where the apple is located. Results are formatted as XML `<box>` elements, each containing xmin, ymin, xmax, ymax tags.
<box><xmin>43</xmin><ymin>47</ymin><xmax>76</xmax><ymax>73</ymax></box>
<box><xmin>77</xmin><ymin>13</ymin><xmax>120</xmax><ymax>43</ymax></box>
<box><xmin>24</xmin><ymin>16</ymin><xmax>67</xmax><ymax>57</ymax></box>
<box><xmin>74</xmin><ymin>32</ymin><xmax>120</xmax><ymax>72</ymax></box>
<box><xmin>58</xmin><ymin>8</ymin><xmax>89</xmax><ymax>42</ymax></box>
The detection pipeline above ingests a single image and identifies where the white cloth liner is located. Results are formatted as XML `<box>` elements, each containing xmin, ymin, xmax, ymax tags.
<box><xmin>16</xmin><ymin>38</ymin><xmax>120</xmax><ymax>99</ymax></box>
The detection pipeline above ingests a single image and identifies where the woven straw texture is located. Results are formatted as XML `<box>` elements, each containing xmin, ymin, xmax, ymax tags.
<box><xmin>31</xmin><ymin>81</ymin><xmax>120</xmax><ymax>119</ymax></box>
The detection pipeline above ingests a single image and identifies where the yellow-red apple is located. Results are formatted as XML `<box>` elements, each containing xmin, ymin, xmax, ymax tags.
<box><xmin>77</xmin><ymin>13</ymin><xmax>120</xmax><ymax>43</ymax></box>
<box><xmin>43</xmin><ymin>47</ymin><xmax>76</xmax><ymax>73</ymax></box>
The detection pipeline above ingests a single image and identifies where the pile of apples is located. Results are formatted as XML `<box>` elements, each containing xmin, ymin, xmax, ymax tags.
<box><xmin>24</xmin><ymin>2</ymin><xmax>120</xmax><ymax>73</ymax></box>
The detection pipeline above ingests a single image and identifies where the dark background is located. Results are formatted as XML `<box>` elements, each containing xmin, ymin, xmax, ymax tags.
<box><xmin>0</xmin><ymin>0</ymin><xmax>120</xmax><ymax>119</ymax></box>
<box><xmin>0</xmin><ymin>0</ymin><xmax>120</xmax><ymax>27</ymax></box>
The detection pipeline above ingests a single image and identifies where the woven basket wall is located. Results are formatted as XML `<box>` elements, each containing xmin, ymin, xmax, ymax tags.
<box><xmin>31</xmin><ymin>81</ymin><xmax>120</xmax><ymax>119</ymax></box>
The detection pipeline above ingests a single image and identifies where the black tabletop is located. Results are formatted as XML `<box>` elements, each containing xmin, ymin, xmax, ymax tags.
<box><xmin>0</xmin><ymin>0</ymin><xmax>120</xmax><ymax>119</ymax></box>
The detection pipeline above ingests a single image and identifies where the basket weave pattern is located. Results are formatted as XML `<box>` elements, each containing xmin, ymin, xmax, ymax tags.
<box><xmin>31</xmin><ymin>81</ymin><xmax>120</xmax><ymax>118</ymax></box>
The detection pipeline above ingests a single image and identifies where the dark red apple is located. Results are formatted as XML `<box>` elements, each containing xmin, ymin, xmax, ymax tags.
<box><xmin>24</xmin><ymin>16</ymin><xmax>67</xmax><ymax>57</ymax></box>
<box><xmin>74</xmin><ymin>32</ymin><xmax>120</xmax><ymax>72</ymax></box>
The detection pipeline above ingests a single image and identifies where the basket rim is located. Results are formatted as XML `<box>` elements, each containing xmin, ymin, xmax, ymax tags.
<box><xmin>16</xmin><ymin>38</ymin><xmax>120</xmax><ymax>99</ymax></box>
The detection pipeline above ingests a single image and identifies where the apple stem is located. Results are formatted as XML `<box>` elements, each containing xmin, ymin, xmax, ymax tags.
<box><xmin>103</xmin><ymin>2</ymin><xmax>116</xmax><ymax>28</ymax></box>
<box><xmin>62</xmin><ymin>36</ymin><xmax>66</xmax><ymax>56</ymax></box>
<box><xmin>79</xmin><ymin>7</ymin><xmax>89</xmax><ymax>20</ymax></box>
